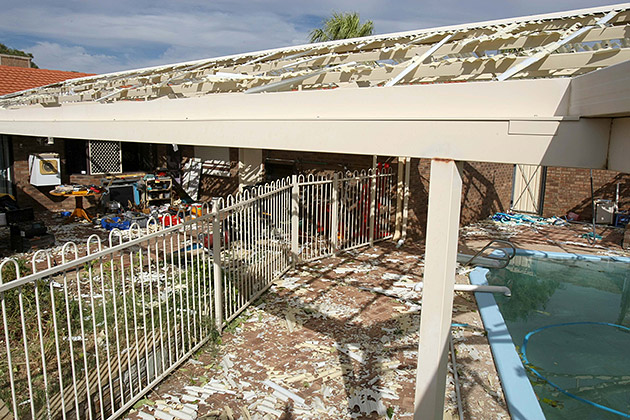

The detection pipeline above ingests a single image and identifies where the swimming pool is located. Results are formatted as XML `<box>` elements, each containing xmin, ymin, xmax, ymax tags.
<box><xmin>470</xmin><ymin>250</ymin><xmax>630</xmax><ymax>420</ymax></box>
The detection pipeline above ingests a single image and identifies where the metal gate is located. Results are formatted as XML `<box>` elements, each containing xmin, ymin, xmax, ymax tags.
<box><xmin>511</xmin><ymin>164</ymin><xmax>546</xmax><ymax>215</ymax></box>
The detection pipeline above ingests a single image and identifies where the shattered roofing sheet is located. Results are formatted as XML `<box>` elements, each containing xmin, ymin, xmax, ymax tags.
<box><xmin>1</xmin><ymin>3</ymin><xmax>630</xmax><ymax>108</ymax></box>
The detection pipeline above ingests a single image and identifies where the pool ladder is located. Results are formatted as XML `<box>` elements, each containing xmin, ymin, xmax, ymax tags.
<box><xmin>457</xmin><ymin>239</ymin><xmax>516</xmax><ymax>269</ymax></box>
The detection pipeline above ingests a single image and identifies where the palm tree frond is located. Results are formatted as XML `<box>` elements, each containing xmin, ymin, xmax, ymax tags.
<box><xmin>309</xmin><ymin>12</ymin><xmax>374</xmax><ymax>43</ymax></box>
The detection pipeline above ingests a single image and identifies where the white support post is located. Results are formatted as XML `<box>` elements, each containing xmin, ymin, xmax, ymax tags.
<box><xmin>393</xmin><ymin>157</ymin><xmax>405</xmax><ymax>241</ymax></box>
<box><xmin>369</xmin><ymin>156</ymin><xmax>377</xmax><ymax>246</ymax></box>
<box><xmin>291</xmin><ymin>174</ymin><xmax>299</xmax><ymax>266</ymax></box>
<box><xmin>414</xmin><ymin>159</ymin><xmax>463</xmax><ymax>420</ymax></box>
<box><xmin>401</xmin><ymin>157</ymin><xmax>411</xmax><ymax>240</ymax></box>
<box><xmin>212</xmin><ymin>199</ymin><xmax>223</xmax><ymax>330</ymax></box>
<box><xmin>330</xmin><ymin>173</ymin><xmax>340</xmax><ymax>253</ymax></box>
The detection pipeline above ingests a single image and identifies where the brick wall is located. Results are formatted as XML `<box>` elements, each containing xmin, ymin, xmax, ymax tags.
<box><xmin>0</xmin><ymin>55</ymin><xmax>31</xmax><ymax>68</ymax></box>
<box><xmin>406</xmin><ymin>160</ymin><xmax>514</xmax><ymax>239</ymax></box>
<box><xmin>180</xmin><ymin>146</ymin><xmax>239</xmax><ymax>201</ymax></box>
<box><xmin>264</xmin><ymin>150</ymin><xmax>377</xmax><ymax>175</ymax></box>
<box><xmin>542</xmin><ymin>167</ymin><xmax>630</xmax><ymax>220</ymax></box>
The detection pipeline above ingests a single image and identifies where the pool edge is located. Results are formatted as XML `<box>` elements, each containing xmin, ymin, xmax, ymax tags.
<box><xmin>470</xmin><ymin>248</ymin><xmax>630</xmax><ymax>420</ymax></box>
<box><xmin>469</xmin><ymin>266</ymin><xmax>546</xmax><ymax>420</ymax></box>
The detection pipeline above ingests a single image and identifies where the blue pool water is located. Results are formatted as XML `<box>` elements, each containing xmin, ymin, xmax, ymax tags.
<box><xmin>477</xmin><ymin>251</ymin><xmax>630</xmax><ymax>419</ymax></box>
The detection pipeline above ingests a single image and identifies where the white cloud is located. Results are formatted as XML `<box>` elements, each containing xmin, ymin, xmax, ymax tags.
<box><xmin>27</xmin><ymin>42</ymin><xmax>121</xmax><ymax>73</ymax></box>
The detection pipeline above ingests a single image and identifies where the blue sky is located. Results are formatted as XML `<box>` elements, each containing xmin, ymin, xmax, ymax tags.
<box><xmin>0</xmin><ymin>0</ymin><xmax>621</xmax><ymax>74</ymax></box>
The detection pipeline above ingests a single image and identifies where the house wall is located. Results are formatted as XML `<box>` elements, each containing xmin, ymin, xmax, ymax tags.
<box><xmin>11</xmin><ymin>135</ymin><xmax>91</xmax><ymax>212</ymax></box>
<box><xmin>542</xmin><ymin>167</ymin><xmax>630</xmax><ymax>220</ymax></box>
<box><xmin>12</xmin><ymin>134</ymin><xmax>627</xmax><ymax>232</ymax></box>
<box><xmin>406</xmin><ymin>160</ymin><xmax>514</xmax><ymax>240</ymax></box>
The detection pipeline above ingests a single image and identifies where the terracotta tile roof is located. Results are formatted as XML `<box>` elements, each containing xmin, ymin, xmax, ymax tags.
<box><xmin>0</xmin><ymin>65</ymin><xmax>94</xmax><ymax>96</ymax></box>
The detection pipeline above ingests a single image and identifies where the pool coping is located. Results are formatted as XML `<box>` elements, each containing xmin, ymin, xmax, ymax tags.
<box><xmin>469</xmin><ymin>249</ymin><xmax>630</xmax><ymax>420</ymax></box>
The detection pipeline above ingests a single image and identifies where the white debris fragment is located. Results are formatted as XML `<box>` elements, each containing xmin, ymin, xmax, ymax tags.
<box><xmin>276</xmin><ymin>277</ymin><xmax>302</xmax><ymax>290</ymax></box>
<box><xmin>153</xmin><ymin>409</ymin><xmax>175</xmax><ymax>420</ymax></box>
<box><xmin>221</xmin><ymin>354</ymin><xmax>235</xmax><ymax>370</ymax></box>
<box><xmin>243</xmin><ymin>390</ymin><xmax>257</xmax><ymax>402</ymax></box>
<box><xmin>262</xmin><ymin>380</ymin><xmax>305</xmax><ymax>406</ymax></box>
<box><xmin>137</xmin><ymin>412</ymin><xmax>155</xmax><ymax>420</ymax></box>
<box><xmin>334</xmin><ymin>343</ymin><xmax>365</xmax><ymax>363</ymax></box>
<box><xmin>348</xmin><ymin>389</ymin><xmax>387</xmax><ymax>417</ymax></box>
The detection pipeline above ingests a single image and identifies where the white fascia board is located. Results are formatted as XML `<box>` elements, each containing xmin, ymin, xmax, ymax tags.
<box><xmin>0</xmin><ymin>78</ymin><xmax>571</xmax><ymax>121</ymax></box>
<box><xmin>569</xmin><ymin>60</ymin><xmax>630</xmax><ymax>117</ymax></box>
<box><xmin>0</xmin><ymin>78</ymin><xmax>613</xmax><ymax>169</ymax></box>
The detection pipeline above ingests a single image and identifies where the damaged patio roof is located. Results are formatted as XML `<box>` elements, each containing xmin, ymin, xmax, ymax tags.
<box><xmin>1</xmin><ymin>3</ymin><xmax>630</xmax><ymax>107</ymax></box>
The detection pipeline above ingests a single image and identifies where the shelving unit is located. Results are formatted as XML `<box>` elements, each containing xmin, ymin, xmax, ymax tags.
<box><xmin>145</xmin><ymin>176</ymin><xmax>172</xmax><ymax>206</ymax></box>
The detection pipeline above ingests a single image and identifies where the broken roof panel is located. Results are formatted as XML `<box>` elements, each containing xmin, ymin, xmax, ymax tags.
<box><xmin>1</xmin><ymin>3</ymin><xmax>629</xmax><ymax>108</ymax></box>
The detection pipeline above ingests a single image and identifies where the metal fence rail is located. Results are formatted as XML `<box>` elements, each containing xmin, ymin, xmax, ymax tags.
<box><xmin>218</xmin><ymin>181</ymin><xmax>293</xmax><ymax>324</ymax></box>
<box><xmin>296</xmin><ymin>169</ymin><xmax>395</xmax><ymax>261</ymax></box>
<box><xmin>0</xmin><ymin>169</ymin><xmax>395</xmax><ymax>419</ymax></box>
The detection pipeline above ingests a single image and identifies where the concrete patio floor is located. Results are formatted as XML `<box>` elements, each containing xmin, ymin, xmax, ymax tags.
<box><xmin>128</xmin><ymin>241</ymin><xmax>508</xmax><ymax>420</ymax></box>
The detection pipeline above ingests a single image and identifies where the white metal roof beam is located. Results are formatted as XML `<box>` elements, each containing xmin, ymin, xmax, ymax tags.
<box><xmin>385</xmin><ymin>34</ymin><xmax>454</xmax><ymax>87</ymax></box>
<box><xmin>497</xmin><ymin>9</ymin><xmax>620</xmax><ymax>81</ymax></box>
<box><xmin>245</xmin><ymin>62</ymin><xmax>357</xmax><ymax>94</ymax></box>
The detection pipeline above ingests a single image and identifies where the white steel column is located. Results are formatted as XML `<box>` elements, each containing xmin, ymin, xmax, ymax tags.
<box><xmin>414</xmin><ymin>159</ymin><xmax>463</xmax><ymax>420</ymax></box>
<box><xmin>291</xmin><ymin>174</ymin><xmax>299</xmax><ymax>265</ymax></box>
<box><xmin>401</xmin><ymin>157</ymin><xmax>411</xmax><ymax>240</ymax></box>
<box><xmin>369</xmin><ymin>156</ymin><xmax>377</xmax><ymax>246</ymax></box>
<box><xmin>212</xmin><ymin>200</ymin><xmax>223</xmax><ymax>330</ymax></box>
<box><xmin>330</xmin><ymin>173</ymin><xmax>340</xmax><ymax>253</ymax></box>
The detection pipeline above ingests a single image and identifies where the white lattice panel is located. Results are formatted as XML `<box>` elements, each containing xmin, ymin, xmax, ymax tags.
<box><xmin>88</xmin><ymin>140</ymin><xmax>122</xmax><ymax>174</ymax></box>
